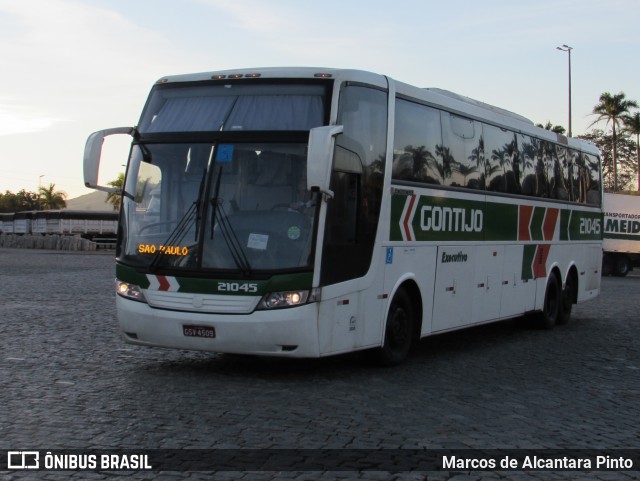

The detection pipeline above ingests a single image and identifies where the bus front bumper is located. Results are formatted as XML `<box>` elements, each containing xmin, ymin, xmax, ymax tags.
<box><xmin>116</xmin><ymin>295</ymin><xmax>321</xmax><ymax>357</ymax></box>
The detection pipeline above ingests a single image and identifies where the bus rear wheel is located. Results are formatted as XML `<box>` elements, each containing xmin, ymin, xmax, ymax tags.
<box><xmin>557</xmin><ymin>272</ymin><xmax>576</xmax><ymax>325</ymax></box>
<box><xmin>372</xmin><ymin>289</ymin><xmax>415</xmax><ymax>366</ymax></box>
<box><xmin>537</xmin><ymin>274</ymin><xmax>561</xmax><ymax>329</ymax></box>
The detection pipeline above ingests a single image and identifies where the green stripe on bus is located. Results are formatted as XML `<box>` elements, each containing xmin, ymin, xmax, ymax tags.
<box><xmin>390</xmin><ymin>193</ymin><xmax>601</xmax><ymax>242</ymax></box>
<box><xmin>521</xmin><ymin>245</ymin><xmax>536</xmax><ymax>280</ymax></box>
<box><xmin>530</xmin><ymin>207</ymin><xmax>545</xmax><ymax>241</ymax></box>
<box><xmin>116</xmin><ymin>263</ymin><xmax>313</xmax><ymax>295</ymax></box>
<box><xmin>484</xmin><ymin>202</ymin><xmax>518</xmax><ymax>241</ymax></box>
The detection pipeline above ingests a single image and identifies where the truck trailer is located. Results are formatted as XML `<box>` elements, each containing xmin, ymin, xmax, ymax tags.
<box><xmin>603</xmin><ymin>192</ymin><xmax>640</xmax><ymax>276</ymax></box>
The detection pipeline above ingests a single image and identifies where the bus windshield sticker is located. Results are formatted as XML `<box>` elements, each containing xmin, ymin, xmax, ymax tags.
<box><xmin>247</xmin><ymin>233</ymin><xmax>269</xmax><ymax>250</ymax></box>
<box><xmin>216</xmin><ymin>144</ymin><xmax>234</xmax><ymax>163</ymax></box>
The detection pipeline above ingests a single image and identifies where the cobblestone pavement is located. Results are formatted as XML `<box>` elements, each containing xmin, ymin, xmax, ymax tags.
<box><xmin>0</xmin><ymin>248</ymin><xmax>639</xmax><ymax>481</ymax></box>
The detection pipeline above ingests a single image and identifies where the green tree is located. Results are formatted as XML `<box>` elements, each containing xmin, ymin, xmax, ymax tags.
<box><xmin>590</xmin><ymin>92</ymin><xmax>638</xmax><ymax>191</ymax></box>
<box><xmin>38</xmin><ymin>183</ymin><xmax>67</xmax><ymax>210</ymax></box>
<box><xmin>16</xmin><ymin>189</ymin><xmax>40</xmax><ymax>211</ymax></box>
<box><xmin>105</xmin><ymin>173</ymin><xmax>125</xmax><ymax>211</ymax></box>
<box><xmin>579</xmin><ymin>129</ymin><xmax>637</xmax><ymax>191</ymax></box>
<box><xmin>622</xmin><ymin>111</ymin><xmax>640</xmax><ymax>191</ymax></box>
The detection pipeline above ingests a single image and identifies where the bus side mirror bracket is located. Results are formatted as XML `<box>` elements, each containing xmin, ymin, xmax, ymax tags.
<box><xmin>307</xmin><ymin>125</ymin><xmax>344</xmax><ymax>199</ymax></box>
<box><xmin>84</xmin><ymin>127</ymin><xmax>135</xmax><ymax>193</ymax></box>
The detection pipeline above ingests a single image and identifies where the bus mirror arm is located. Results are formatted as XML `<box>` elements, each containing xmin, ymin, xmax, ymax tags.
<box><xmin>84</xmin><ymin>127</ymin><xmax>136</xmax><ymax>193</ymax></box>
<box><xmin>307</xmin><ymin>125</ymin><xmax>343</xmax><ymax>198</ymax></box>
<box><xmin>310</xmin><ymin>185</ymin><xmax>334</xmax><ymax>201</ymax></box>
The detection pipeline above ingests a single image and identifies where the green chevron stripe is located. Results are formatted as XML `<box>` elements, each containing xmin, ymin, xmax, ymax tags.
<box><xmin>530</xmin><ymin>207</ymin><xmax>545</xmax><ymax>241</ymax></box>
<box><xmin>521</xmin><ymin>245</ymin><xmax>536</xmax><ymax>280</ymax></box>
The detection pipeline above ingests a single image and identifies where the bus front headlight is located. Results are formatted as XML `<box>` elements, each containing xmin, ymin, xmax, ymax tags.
<box><xmin>259</xmin><ymin>290</ymin><xmax>310</xmax><ymax>309</ymax></box>
<box><xmin>116</xmin><ymin>280</ymin><xmax>147</xmax><ymax>303</ymax></box>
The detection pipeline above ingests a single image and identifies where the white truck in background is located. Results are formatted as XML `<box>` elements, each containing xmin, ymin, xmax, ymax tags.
<box><xmin>602</xmin><ymin>193</ymin><xmax>640</xmax><ymax>276</ymax></box>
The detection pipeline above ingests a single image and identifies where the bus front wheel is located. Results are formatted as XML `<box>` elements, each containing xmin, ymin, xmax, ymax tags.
<box><xmin>372</xmin><ymin>289</ymin><xmax>415</xmax><ymax>366</ymax></box>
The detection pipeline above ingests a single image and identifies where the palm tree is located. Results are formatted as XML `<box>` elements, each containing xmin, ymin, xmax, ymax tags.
<box><xmin>623</xmin><ymin>111</ymin><xmax>640</xmax><ymax>191</ymax></box>
<box><xmin>106</xmin><ymin>173</ymin><xmax>125</xmax><ymax>211</ymax></box>
<box><xmin>591</xmin><ymin>92</ymin><xmax>638</xmax><ymax>191</ymax></box>
<box><xmin>38</xmin><ymin>183</ymin><xmax>67</xmax><ymax>210</ymax></box>
<box><xmin>536</xmin><ymin>121</ymin><xmax>566</xmax><ymax>135</ymax></box>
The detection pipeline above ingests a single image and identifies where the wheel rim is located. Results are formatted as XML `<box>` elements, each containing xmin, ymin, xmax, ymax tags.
<box><xmin>388</xmin><ymin>305</ymin><xmax>410</xmax><ymax>349</ymax></box>
<box><xmin>563</xmin><ymin>278</ymin><xmax>573</xmax><ymax>312</ymax></box>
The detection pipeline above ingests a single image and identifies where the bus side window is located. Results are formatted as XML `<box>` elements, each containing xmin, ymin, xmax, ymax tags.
<box><xmin>321</xmin><ymin>84</ymin><xmax>387</xmax><ymax>286</ymax></box>
<box><xmin>326</xmin><ymin>169</ymin><xmax>359</xmax><ymax>245</ymax></box>
<box><xmin>583</xmin><ymin>153</ymin><xmax>602</xmax><ymax>206</ymax></box>
<box><xmin>441</xmin><ymin>113</ymin><xmax>483</xmax><ymax>189</ymax></box>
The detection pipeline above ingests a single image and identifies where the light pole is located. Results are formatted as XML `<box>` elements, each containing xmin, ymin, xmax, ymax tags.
<box><xmin>39</xmin><ymin>175</ymin><xmax>44</xmax><ymax>188</ymax></box>
<box><xmin>556</xmin><ymin>44</ymin><xmax>573</xmax><ymax>137</ymax></box>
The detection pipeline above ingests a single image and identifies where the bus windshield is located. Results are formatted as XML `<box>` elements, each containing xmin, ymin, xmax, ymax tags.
<box><xmin>120</xmin><ymin>142</ymin><xmax>318</xmax><ymax>274</ymax></box>
<box><xmin>138</xmin><ymin>82</ymin><xmax>326</xmax><ymax>133</ymax></box>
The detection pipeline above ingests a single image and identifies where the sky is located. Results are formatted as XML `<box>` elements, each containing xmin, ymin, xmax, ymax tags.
<box><xmin>0</xmin><ymin>0</ymin><xmax>639</xmax><ymax>199</ymax></box>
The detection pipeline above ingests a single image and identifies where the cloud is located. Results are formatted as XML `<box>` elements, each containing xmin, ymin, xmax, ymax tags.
<box><xmin>0</xmin><ymin>101</ymin><xmax>63</xmax><ymax>136</ymax></box>
<box><xmin>0</xmin><ymin>0</ymin><xmax>196</xmax><ymax>129</ymax></box>
<box><xmin>197</xmin><ymin>0</ymin><xmax>290</xmax><ymax>34</ymax></box>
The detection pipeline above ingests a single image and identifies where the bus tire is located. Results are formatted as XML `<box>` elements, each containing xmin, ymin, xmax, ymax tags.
<box><xmin>557</xmin><ymin>270</ymin><xmax>576</xmax><ymax>325</ymax></box>
<box><xmin>372</xmin><ymin>289</ymin><xmax>414</xmax><ymax>366</ymax></box>
<box><xmin>536</xmin><ymin>273</ymin><xmax>561</xmax><ymax>329</ymax></box>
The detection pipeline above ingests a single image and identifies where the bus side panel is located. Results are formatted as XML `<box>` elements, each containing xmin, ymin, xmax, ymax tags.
<box><xmin>585</xmin><ymin>245</ymin><xmax>602</xmax><ymax>293</ymax></box>
<box><xmin>501</xmin><ymin>244</ymin><xmax>536</xmax><ymax>317</ymax></box>
<box><xmin>471</xmin><ymin>245</ymin><xmax>503</xmax><ymax>323</ymax></box>
<box><xmin>431</xmin><ymin>245</ymin><xmax>475</xmax><ymax>331</ymax></box>
<box><xmin>316</xmin><ymin>257</ymin><xmax>387</xmax><ymax>356</ymax></box>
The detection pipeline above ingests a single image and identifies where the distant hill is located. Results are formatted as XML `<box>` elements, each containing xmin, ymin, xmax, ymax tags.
<box><xmin>65</xmin><ymin>191</ymin><xmax>115</xmax><ymax>211</ymax></box>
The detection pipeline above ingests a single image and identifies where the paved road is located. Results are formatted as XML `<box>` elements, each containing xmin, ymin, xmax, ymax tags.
<box><xmin>1</xmin><ymin>248</ymin><xmax>639</xmax><ymax>481</ymax></box>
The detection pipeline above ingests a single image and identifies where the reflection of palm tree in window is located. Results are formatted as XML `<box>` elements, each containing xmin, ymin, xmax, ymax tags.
<box><xmin>509</xmin><ymin>137</ymin><xmax>522</xmax><ymax>192</ymax></box>
<box><xmin>453</xmin><ymin>163</ymin><xmax>478</xmax><ymax>187</ymax></box>
<box><xmin>370</xmin><ymin>154</ymin><xmax>385</xmax><ymax>175</ymax></box>
<box><xmin>467</xmin><ymin>136</ymin><xmax>486</xmax><ymax>188</ymax></box>
<box><xmin>541</xmin><ymin>142</ymin><xmax>555</xmax><ymax>197</ymax></box>
<box><xmin>499</xmin><ymin>139</ymin><xmax>517</xmax><ymax>192</ymax></box>
<box><xmin>407</xmin><ymin>145</ymin><xmax>436</xmax><ymax>181</ymax></box>
<box><xmin>574</xmin><ymin>153</ymin><xmax>587</xmax><ymax>203</ymax></box>
<box><xmin>530</xmin><ymin>138</ymin><xmax>546</xmax><ymax>195</ymax></box>
<box><xmin>435</xmin><ymin>145</ymin><xmax>454</xmax><ymax>183</ymax></box>
<box><xmin>491</xmin><ymin>142</ymin><xmax>513</xmax><ymax>176</ymax></box>
<box><xmin>520</xmin><ymin>142</ymin><xmax>535</xmax><ymax>194</ymax></box>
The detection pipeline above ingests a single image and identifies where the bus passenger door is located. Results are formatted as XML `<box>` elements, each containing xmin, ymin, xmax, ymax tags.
<box><xmin>431</xmin><ymin>246</ymin><xmax>475</xmax><ymax>331</ymax></box>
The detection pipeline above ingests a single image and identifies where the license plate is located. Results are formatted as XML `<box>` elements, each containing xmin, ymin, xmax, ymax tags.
<box><xmin>183</xmin><ymin>325</ymin><xmax>216</xmax><ymax>338</ymax></box>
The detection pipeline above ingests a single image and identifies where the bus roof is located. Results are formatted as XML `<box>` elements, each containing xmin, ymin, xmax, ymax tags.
<box><xmin>154</xmin><ymin>67</ymin><xmax>600</xmax><ymax>155</ymax></box>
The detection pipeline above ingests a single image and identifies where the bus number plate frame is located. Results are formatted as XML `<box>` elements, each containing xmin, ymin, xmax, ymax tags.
<box><xmin>183</xmin><ymin>325</ymin><xmax>216</xmax><ymax>339</ymax></box>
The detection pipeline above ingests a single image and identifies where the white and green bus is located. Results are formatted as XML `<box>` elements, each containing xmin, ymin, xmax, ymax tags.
<box><xmin>84</xmin><ymin>68</ymin><xmax>603</xmax><ymax>364</ymax></box>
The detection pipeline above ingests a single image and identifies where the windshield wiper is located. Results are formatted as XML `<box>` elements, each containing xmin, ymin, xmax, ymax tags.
<box><xmin>209</xmin><ymin>165</ymin><xmax>253</xmax><ymax>276</ymax></box>
<box><xmin>149</xmin><ymin>164</ymin><xmax>208</xmax><ymax>271</ymax></box>
<box><xmin>148</xmin><ymin>203</ymin><xmax>198</xmax><ymax>271</ymax></box>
